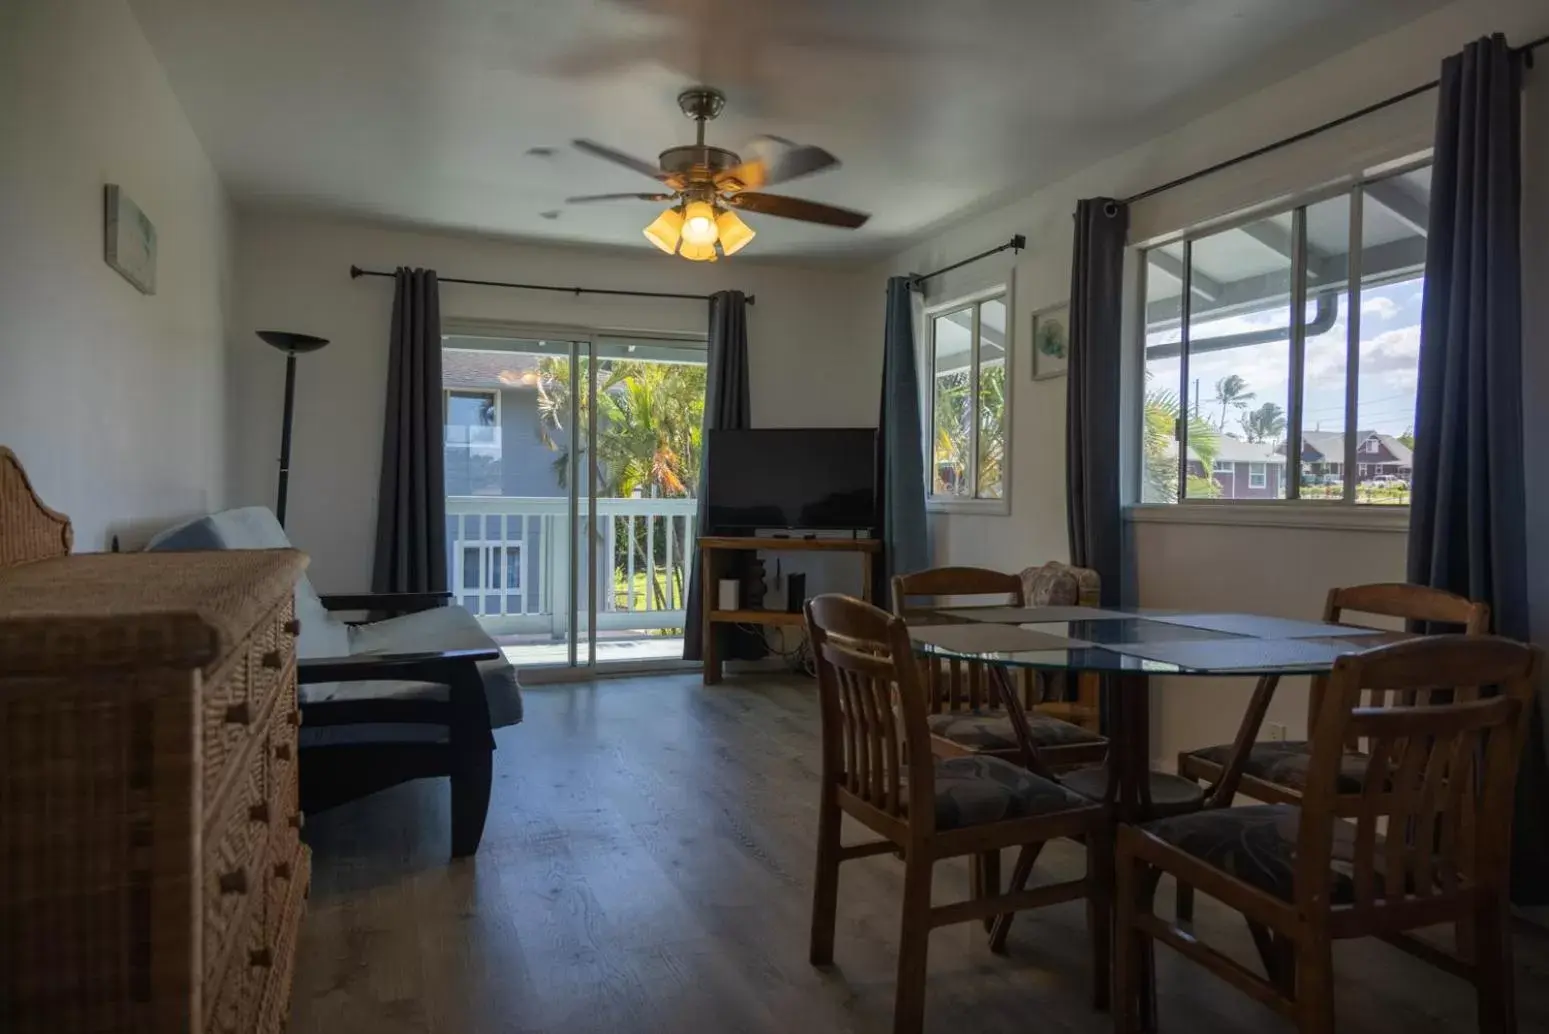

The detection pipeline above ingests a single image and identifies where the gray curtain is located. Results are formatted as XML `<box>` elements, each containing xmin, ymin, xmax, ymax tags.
<box><xmin>873</xmin><ymin>276</ymin><xmax>929</xmax><ymax>601</ymax></box>
<box><xmin>683</xmin><ymin>290</ymin><xmax>753</xmax><ymax>661</ymax></box>
<box><xmin>1407</xmin><ymin>35</ymin><xmax>1549</xmax><ymax>904</ymax></box>
<box><xmin>371</xmin><ymin>267</ymin><xmax>447</xmax><ymax>594</ymax></box>
<box><xmin>1065</xmin><ymin>199</ymin><xmax>1130</xmax><ymax>606</ymax></box>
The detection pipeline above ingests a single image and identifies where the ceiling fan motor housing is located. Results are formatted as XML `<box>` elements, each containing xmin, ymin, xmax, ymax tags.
<box><xmin>659</xmin><ymin>144</ymin><xmax>740</xmax><ymax>185</ymax></box>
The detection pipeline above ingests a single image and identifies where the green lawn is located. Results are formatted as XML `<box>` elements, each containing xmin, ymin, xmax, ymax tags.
<box><xmin>609</xmin><ymin>569</ymin><xmax>684</xmax><ymax>611</ymax></box>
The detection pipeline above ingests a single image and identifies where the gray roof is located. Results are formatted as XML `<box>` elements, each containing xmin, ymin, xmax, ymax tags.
<box><xmin>1300</xmin><ymin>430</ymin><xmax>1413</xmax><ymax>465</ymax></box>
<box><xmin>1162</xmin><ymin>437</ymin><xmax>1284</xmax><ymax>464</ymax></box>
<box><xmin>442</xmin><ymin>349</ymin><xmax>542</xmax><ymax>390</ymax></box>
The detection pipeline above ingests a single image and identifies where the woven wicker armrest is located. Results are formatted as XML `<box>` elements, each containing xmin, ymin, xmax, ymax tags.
<box><xmin>318</xmin><ymin>591</ymin><xmax>451</xmax><ymax>615</ymax></box>
<box><xmin>297</xmin><ymin>647</ymin><xmax>499</xmax><ymax>684</ymax></box>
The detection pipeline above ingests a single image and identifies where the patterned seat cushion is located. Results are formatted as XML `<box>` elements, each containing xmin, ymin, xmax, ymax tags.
<box><xmin>1141</xmin><ymin>804</ymin><xmax>1362</xmax><ymax>903</ymax></box>
<box><xmin>1187</xmin><ymin>741</ymin><xmax>1375</xmax><ymax>793</ymax></box>
<box><xmin>927</xmin><ymin>709</ymin><xmax>1103</xmax><ymax>752</ymax></box>
<box><xmin>904</xmin><ymin>756</ymin><xmax>1092</xmax><ymax>830</ymax></box>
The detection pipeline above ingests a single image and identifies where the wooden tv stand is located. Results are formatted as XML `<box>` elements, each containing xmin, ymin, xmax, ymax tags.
<box><xmin>699</xmin><ymin>535</ymin><xmax>881</xmax><ymax>684</ymax></box>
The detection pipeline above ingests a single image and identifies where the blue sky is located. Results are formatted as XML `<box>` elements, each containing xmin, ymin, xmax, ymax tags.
<box><xmin>1147</xmin><ymin>276</ymin><xmax>1424</xmax><ymax>440</ymax></box>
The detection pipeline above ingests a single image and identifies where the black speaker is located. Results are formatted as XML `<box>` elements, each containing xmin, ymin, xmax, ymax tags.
<box><xmin>785</xmin><ymin>573</ymin><xmax>807</xmax><ymax>614</ymax></box>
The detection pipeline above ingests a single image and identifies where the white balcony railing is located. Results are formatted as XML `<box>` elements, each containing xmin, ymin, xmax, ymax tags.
<box><xmin>446</xmin><ymin>495</ymin><xmax>698</xmax><ymax>637</ymax></box>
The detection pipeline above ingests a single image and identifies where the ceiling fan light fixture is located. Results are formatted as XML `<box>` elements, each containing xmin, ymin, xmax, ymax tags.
<box><xmin>643</xmin><ymin>207</ymin><xmax>684</xmax><ymax>254</ymax></box>
<box><xmin>680</xmin><ymin>200</ymin><xmax>719</xmax><ymax>246</ymax></box>
<box><xmin>715</xmin><ymin>208</ymin><xmax>755</xmax><ymax>256</ymax></box>
<box><xmin>678</xmin><ymin>240</ymin><xmax>718</xmax><ymax>262</ymax></box>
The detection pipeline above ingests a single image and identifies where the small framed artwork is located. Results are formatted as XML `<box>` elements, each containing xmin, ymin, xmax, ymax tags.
<box><xmin>1030</xmin><ymin>302</ymin><xmax>1070</xmax><ymax>380</ymax></box>
<box><xmin>104</xmin><ymin>184</ymin><xmax>157</xmax><ymax>295</ymax></box>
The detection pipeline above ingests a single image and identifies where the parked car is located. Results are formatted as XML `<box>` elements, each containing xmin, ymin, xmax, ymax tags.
<box><xmin>1368</xmin><ymin>474</ymin><xmax>1409</xmax><ymax>488</ymax></box>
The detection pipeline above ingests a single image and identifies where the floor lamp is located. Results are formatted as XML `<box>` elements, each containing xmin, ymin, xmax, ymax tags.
<box><xmin>258</xmin><ymin>331</ymin><xmax>329</xmax><ymax>528</ymax></box>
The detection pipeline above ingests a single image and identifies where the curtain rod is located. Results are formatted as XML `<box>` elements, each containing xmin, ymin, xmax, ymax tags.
<box><xmin>348</xmin><ymin>265</ymin><xmax>755</xmax><ymax>305</ymax></box>
<box><xmin>1121</xmin><ymin>32</ymin><xmax>1547</xmax><ymax>207</ymax></box>
<box><xmin>909</xmin><ymin>235</ymin><xmax>1026</xmax><ymax>290</ymax></box>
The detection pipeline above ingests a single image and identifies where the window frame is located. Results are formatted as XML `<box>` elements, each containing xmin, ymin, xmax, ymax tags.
<box><xmin>1132</xmin><ymin>156</ymin><xmax>1429</xmax><ymax>513</ymax></box>
<box><xmin>923</xmin><ymin>284</ymin><xmax>1013</xmax><ymax>515</ymax></box>
<box><xmin>1249</xmin><ymin>463</ymin><xmax>1268</xmax><ymax>489</ymax></box>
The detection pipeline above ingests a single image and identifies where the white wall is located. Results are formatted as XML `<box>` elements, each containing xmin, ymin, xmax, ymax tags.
<box><xmin>0</xmin><ymin>0</ymin><xmax>231</xmax><ymax>550</ymax></box>
<box><xmin>881</xmin><ymin>0</ymin><xmax>1549</xmax><ymax>762</ymax></box>
<box><xmin>230</xmin><ymin>211</ymin><xmax>879</xmax><ymax>593</ymax></box>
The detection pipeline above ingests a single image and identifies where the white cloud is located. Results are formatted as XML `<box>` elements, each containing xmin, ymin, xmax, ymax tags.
<box><xmin>1361</xmin><ymin>296</ymin><xmax>1400</xmax><ymax>320</ymax></box>
<box><xmin>1361</xmin><ymin>326</ymin><xmax>1422</xmax><ymax>391</ymax></box>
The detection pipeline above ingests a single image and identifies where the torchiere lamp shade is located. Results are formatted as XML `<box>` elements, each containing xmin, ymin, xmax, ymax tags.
<box><xmin>259</xmin><ymin>330</ymin><xmax>330</xmax><ymax>527</ymax></box>
<box><xmin>258</xmin><ymin>331</ymin><xmax>330</xmax><ymax>355</ymax></box>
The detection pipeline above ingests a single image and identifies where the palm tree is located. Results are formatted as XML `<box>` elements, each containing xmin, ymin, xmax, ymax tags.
<box><xmin>1144</xmin><ymin>383</ymin><xmax>1221</xmax><ymax>502</ymax></box>
<box><xmin>1241</xmin><ymin>401</ymin><xmax>1287</xmax><ymax>444</ymax></box>
<box><xmin>1212</xmin><ymin>374</ymin><xmax>1256</xmax><ymax>431</ymax></box>
<box><xmin>535</xmin><ymin>356</ymin><xmax>706</xmax><ymax>611</ymax></box>
<box><xmin>929</xmin><ymin>363</ymin><xmax>1008</xmax><ymax>497</ymax></box>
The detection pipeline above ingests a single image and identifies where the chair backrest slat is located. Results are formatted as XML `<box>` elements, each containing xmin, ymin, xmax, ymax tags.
<box><xmin>1310</xmin><ymin>583</ymin><xmax>1491</xmax><ymax>749</ymax></box>
<box><xmin>893</xmin><ymin>567</ymin><xmax>1022</xmax><ymax>718</ymax></box>
<box><xmin>1298</xmin><ymin>636</ymin><xmax>1539</xmax><ymax>918</ymax></box>
<box><xmin>806</xmin><ymin>594</ymin><xmax>935</xmax><ymax>829</ymax></box>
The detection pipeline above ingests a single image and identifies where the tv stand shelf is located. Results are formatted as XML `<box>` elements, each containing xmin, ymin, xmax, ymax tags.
<box><xmin>709</xmin><ymin>609</ymin><xmax>807</xmax><ymax>627</ymax></box>
<box><xmin>699</xmin><ymin>535</ymin><xmax>881</xmax><ymax>685</ymax></box>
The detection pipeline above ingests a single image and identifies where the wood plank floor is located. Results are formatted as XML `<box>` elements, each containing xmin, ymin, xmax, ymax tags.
<box><xmin>290</xmin><ymin>673</ymin><xmax>1549</xmax><ymax>1034</ymax></box>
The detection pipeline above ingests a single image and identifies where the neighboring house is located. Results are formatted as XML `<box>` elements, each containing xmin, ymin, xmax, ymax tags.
<box><xmin>1298</xmin><ymin>430</ymin><xmax>1413</xmax><ymax>482</ymax></box>
<box><xmin>1204</xmin><ymin>437</ymin><xmax>1287</xmax><ymax>499</ymax></box>
<box><xmin>443</xmin><ymin>349</ymin><xmax>572</xmax><ymax>499</ymax></box>
<box><xmin>442</xmin><ymin>349</ymin><xmax>572</xmax><ymax>618</ymax></box>
<box><xmin>1161</xmin><ymin>437</ymin><xmax>1287</xmax><ymax>499</ymax></box>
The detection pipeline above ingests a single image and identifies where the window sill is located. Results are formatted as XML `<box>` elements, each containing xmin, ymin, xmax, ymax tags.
<box><xmin>1125</xmin><ymin>502</ymin><xmax>1409</xmax><ymax>533</ymax></box>
<box><xmin>927</xmin><ymin>497</ymin><xmax>1011</xmax><ymax>517</ymax></box>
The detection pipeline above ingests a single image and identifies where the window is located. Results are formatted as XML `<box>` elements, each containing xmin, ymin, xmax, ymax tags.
<box><xmin>443</xmin><ymin>386</ymin><xmax>501</xmax><ymax>497</ymax></box>
<box><xmin>927</xmin><ymin>289</ymin><xmax>1009</xmax><ymax>508</ymax></box>
<box><xmin>1139</xmin><ymin>163</ymin><xmax>1427</xmax><ymax>508</ymax></box>
<box><xmin>1214</xmin><ymin>461</ymin><xmax>1234</xmax><ymax>475</ymax></box>
<box><xmin>445</xmin><ymin>389</ymin><xmax>498</xmax><ymax>447</ymax></box>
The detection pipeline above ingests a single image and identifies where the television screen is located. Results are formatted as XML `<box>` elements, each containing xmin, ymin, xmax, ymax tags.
<box><xmin>706</xmin><ymin>428</ymin><xmax>878</xmax><ymax>532</ymax></box>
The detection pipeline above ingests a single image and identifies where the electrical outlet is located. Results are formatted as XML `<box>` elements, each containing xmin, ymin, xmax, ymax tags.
<box><xmin>1265</xmin><ymin>722</ymin><xmax>1288</xmax><ymax>743</ymax></box>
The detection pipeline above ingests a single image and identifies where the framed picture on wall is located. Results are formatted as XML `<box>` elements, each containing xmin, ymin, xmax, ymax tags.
<box><xmin>1031</xmin><ymin>302</ymin><xmax>1070</xmax><ymax>380</ymax></box>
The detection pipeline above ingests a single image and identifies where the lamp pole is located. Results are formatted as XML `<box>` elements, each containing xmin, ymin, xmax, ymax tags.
<box><xmin>257</xmin><ymin>331</ymin><xmax>329</xmax><ymax>528</ymax></box>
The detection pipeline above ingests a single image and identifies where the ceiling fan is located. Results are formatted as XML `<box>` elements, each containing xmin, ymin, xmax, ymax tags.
<box><xmin>567</xmin><ymin>86</ymin><xmax>870</xmax><ymax>261</ymax></box>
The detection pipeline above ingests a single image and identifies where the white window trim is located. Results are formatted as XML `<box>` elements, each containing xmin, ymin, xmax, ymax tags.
<box><xmin>1127</xmin><ymin>502</ymin><xmax>1409</xmax><ymax>533</ymax></box>
<box><xmin>1248</xmin><ymin>463</ymin><xmax>1267</xmax><ymax>489</ymax></box>
<box><xmin>445</xmin><ymin>387</ymin><xmax>501</xmax><ymax>443</ymax></box>
<box><xmin>1132</xmin><ymin>156</ymin><xmax>1429</xmax><ymax>519</ymax></box>
<box><xmin>923</xmin><ymin>283</ymin><xmax>1013</xmax><ymax>516</ymax></box>
<box><xmin>1213</xmin><ymin>461</ymin><xmax>1234</xmax><ymax>474</ymax></box>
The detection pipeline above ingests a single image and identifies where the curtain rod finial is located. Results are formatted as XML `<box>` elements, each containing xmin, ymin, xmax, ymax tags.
<box><xmin>349</xmin><ymin>265</ymin><xmax>363</xmax><ymax>279</ymax></box>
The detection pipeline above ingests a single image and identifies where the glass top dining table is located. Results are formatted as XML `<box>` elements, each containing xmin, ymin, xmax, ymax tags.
<box><xmin>904</xmin><ymin>604</ymin><xmax>1410</xmax><ymax>677</ymax></box>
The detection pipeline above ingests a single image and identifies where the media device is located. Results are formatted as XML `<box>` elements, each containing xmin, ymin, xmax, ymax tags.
<box><xmin>706</xmin><ymin>428</ymin><xmax>878</xmax><ymax>532</ymax></box>
<box><xmin>785</xmin><ymin>573</ymin><xmax>807</xmax><ymax>614</ymax></box>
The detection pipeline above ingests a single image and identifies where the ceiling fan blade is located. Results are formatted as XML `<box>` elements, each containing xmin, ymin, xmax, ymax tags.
<box><xmin>572</xmin><ymin>139</ymin><xmax>674</xmax><ymax>183</ymax></box>
<box><xmin>728</xmin><ymin>192</ymin><xmax>870</xmax><ymax>229</ymax></box>
<box><xmin>718</xmin><ymin>145</ymin><xmax>839</xmax><ymax>190</ymax></box>
<box><xmin>566</xmin><ymin>192</ymin><xmax>676</xmax><ymax>204</ymax></box>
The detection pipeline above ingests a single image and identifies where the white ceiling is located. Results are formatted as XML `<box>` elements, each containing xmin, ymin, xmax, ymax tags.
<box><xmin>128</xmin><ymin>0</ymin><xmax>1449</xmax><ymax>258</ymax></box>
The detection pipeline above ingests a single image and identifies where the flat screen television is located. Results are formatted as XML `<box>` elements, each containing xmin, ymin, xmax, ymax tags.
<box><xmin>706</xmin><ymin>428</ymin><xmax>878</xmax><ymax>532</ymax></box>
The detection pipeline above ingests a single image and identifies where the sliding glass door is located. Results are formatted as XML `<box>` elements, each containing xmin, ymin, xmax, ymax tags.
<box><xmin>441</xmin><ymin>326</ymin><xmax>705</xmax><ymax>672</ymax></box>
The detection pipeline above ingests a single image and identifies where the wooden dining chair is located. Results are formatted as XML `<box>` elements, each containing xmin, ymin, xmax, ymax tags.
<box><xmin>891</xmin><ymin>567</ymin><xmax>1108</xmax><ymax>772</ymax></box>
<box><xmin>1173</xmin><ymin>583</ymin><xmax>1490</xmax><ymax>926</ymax></box>
<box><xmin>1115</xmin><ymin>634</ymin><xmax>1541</xmax><ymax>1034</ymax></box>
<box><xmin>1017</xmin><ymin>561</ymin><xmax>1103</xmax><ymax>734</ymax></box>
<box><xmin>1177</xmin><ymin>584</ymin><xmax>1491</xmax><ymax>808</ymax></box>
<box><xmin>805</xmin><ymin>594</ymin><xmax>1108</xmax><ymax>1034</ymax></box>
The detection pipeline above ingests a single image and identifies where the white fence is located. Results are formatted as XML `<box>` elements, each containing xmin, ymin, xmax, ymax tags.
<box><xmin>447</xmin><ymin>495</ymin><xmax>697</xmax><ymax>637</ymax></box>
